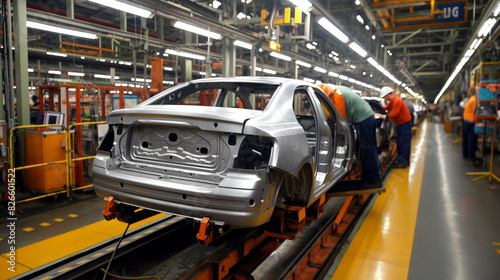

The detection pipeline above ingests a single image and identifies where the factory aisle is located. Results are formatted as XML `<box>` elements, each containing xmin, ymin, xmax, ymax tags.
<box><xmin>328</xmin><ymin>120</ymin><xmax>500</xmax><ymax>279</ymax></box>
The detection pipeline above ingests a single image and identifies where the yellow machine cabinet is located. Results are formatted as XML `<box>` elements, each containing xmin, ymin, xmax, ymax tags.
<box><xmin>24</xmin><ymin>129</ymin><xmax>67</xmax><ymax>193</ymax></box>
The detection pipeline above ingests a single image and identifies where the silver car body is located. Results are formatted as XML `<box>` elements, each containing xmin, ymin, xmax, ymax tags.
<box><xmin>93</xmin><ymin>77</ymin><xmax>356</xmax><ymax>228</ymax></box>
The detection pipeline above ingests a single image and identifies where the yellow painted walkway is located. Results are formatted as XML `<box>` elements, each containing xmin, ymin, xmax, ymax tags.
<box><xmin>0</xmin><ymin>213</ymin><xmax>168</xmax><ymax>280</ymax></box>
<box><xmin>331</xmin><ymin>121</ymin><xmax>428</xmax><ymax>279</ymax></box>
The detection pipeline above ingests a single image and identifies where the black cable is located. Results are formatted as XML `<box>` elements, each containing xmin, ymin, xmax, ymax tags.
<box><xmin>102</xmin><ymin>222</ymin><xmax>131</xmax><ymax>280</ymax></box>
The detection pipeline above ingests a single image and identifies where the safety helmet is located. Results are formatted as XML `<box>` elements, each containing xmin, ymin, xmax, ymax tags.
<box><xmin>380</xmin><ymin>86</ymin><xmax>393</xmax><ymax>98</ymax></box>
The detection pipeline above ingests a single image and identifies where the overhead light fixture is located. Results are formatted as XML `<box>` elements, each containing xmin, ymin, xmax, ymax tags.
<box><xmin>164</xmin><ymin>49</ymin><xmax>206</xmax><ymax>60</ymax></box>
<box><xmin>477</xmin><ymin>18</ymin><xmax>498</xmax><ymax>37</ymax></box>
<box><xmin>270</xmin><ymin>51</ymin><xmax>292</xmax><ymax>61</ymax></box>
<box><xmin>296</xmin><ymin>60</ymin><xmax>312</xmax><ymax>68</ymax></box>
<box><xmin>313</xmin><ymin>66</ymin><xmax>327</xmax><ymax>73</ymax></box>
<box><xmin>212</xmin><ymin>0</ymin><xmax>222</xmax><ymax>9</ymax></box>
<box><xmin>68</xmin><ymin>71</ymin><xmax>85</xmax><ymax>77</ymax></box>
<box><xmin>28</xmin><ymin>21</ymin><xmax>98</xmax><ymax>39</ymax></box>
<box><xmin>356</xmin><ymin>15</ymin><xmax>364</xmax><ymax>24</ymax></box>
<box><xmin>94</xmin><ymin>74</ymin><xmax>120</xmax><ymax>79</ymax></box>
<box><xmin>289</xmin><ymin>0</ymin><xmax>312</xmax><ymax>13</ymax></box>
<box><xmin>234</xmin><ymin>40</ymin><xmax>252</xmax><ymax>49</ymax></box>
<box><xmin>46</xmin><ymin>51</ymin><xmax>68</xmax><ymax>57</ymax></box>
<box><xmin>471</xmin><ymin>38</ymin><xmax>483</xmax><ymax>49</ymax></box>
<box><xmin>339</xmin><ymin>75</ymin><xmax>348</xmax><ymax>81</ymax></box>
<box><xmin>87</xmin><ymin>0</ymin><xmax>153</xmax><ymax>18</ymax></box>
<box><xmin>164</xmin><ymin>67</ymin><xmax>174</xmax><ymax>71</ymax></box>
<box><xmin>28</xmin><ymin>68</ymin><xmax>34</xmax><ymax>72</ymax></box>
<box><xmin>48</xmin><ymin>70</ymin><xmax>62</xmax><ymax>75</ymax></box>
<box><xmin>132</xmin><ymin>78</ymin><xmax>151</xmax><ymax>82</ymax></box>
<box><xmin>464</xmin><ymin>49</ymin><xmax>475</xmax><ymax>57</ymax></box>
<box><xmin>263</xmin><ymin>69</ymin><xmax>277</xmax><ymax>75</ymax></box>
<box><xmin>328</xmin><ymin>71</ymin><xmax>339</xmax><ymax>77</ymax></box>
<box><xmin>348</xmin><ymin>42</ymin><xmax>368</xmax><ymax>57</ymax></box>
<box><xmin>174</xmin><ymin>21</ymin><xmax>222</xmax><ymax>40</ymax></box>
<box><xmin>318</xmin><ymin>17</ymin><xmax>349</xmax><ymax>44</ymax></box>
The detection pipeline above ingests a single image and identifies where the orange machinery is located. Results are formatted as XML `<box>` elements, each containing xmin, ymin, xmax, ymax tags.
<box><xmin>24</xmin><ymin>128</ymin><xmax>67</xmax><ymax>193</ymax></box>
<box><xmin>32</xmin><ymin>85</ymin><xmax>148</xmax><ymax>188</ymax></box>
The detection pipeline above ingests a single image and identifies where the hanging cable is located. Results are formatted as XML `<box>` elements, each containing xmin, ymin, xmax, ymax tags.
<box><xmin>102</xmin><ymin>222</ymin><xmax>131</xmax><ymax>280</ymax></box>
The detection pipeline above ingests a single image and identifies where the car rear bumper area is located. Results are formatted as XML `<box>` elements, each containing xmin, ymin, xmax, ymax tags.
<box><xmin>92</xmin><ymin>165</ymin><xmax>277</xmax><ymax>228</ymax></box>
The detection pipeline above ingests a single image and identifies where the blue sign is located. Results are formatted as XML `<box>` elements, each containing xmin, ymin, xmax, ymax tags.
<box><xmin>394</xmin><ymin>1</ymin><xmax>466</xmax><ymax>28</ymax></box>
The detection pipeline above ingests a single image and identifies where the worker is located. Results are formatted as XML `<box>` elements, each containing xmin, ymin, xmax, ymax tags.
<box><xmin>380</xmin><ymin>86</ymin><xmax>412</xmax><ymax>168</ymax></box>
<box><xmin>462</xmin><ymin>91</ymin><xmax>478</xmax><ymax>160</ymax></box>
<box><xmin>400</xmin><ymin>93</ymin><xmax>415</xmax><ymax>126</ymax></box>
<box><xmin>30</xmin><ymin>95</ymin><xmax>42</xmax><ymax>124</ymax></box>
<box><xmin>319</xmin><ymin>84</ymin><xmax>382</xmax><ymax>189</ymax></box>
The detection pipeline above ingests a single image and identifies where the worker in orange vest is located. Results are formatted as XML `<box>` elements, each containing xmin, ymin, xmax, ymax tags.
<box><xmin>462</xmin><ymin>91</ymin><xmax>478</xmax><ymax>160</ymax></box>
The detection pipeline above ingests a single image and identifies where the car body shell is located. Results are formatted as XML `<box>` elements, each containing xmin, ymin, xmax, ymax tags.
<box><xmin>93</xmin><ymin>77</ymin><xmax>356</xmax><ymax>228</ymax></box>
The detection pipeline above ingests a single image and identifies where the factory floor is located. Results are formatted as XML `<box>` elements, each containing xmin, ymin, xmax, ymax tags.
<box><xmin>1</xmin><ymin>120</ymin><xmax>499</xmax><ymax>279</ymax></box>
<box><xmin>328</xmin><ymin>120</ymin><xmax>500</xmax><ymax>279</ymax></box>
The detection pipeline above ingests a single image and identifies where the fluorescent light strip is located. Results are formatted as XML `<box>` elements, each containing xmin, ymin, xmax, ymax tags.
<box><xmin>478</xmin><ymin>18</ymin><xmax>498</xmax><ymax>37</ymax></box>
<box><xmin>174</xmin><ymin>21</ymin><xmax>222</xmax><ymax>40</ymax></box>
<box><xmin>87</xmin><ymin>0</ymin><xmax>152</xmax><ymax>18</ymax></box>
<box><xmin>313</xmin><ymin>66</ymin><xmax>327</xmax><ymax>73</ymax></box>
<box><xmin>318</xmin><ymin>17</ymin><xmax>349</xmax><ymax>43</ymax></box>
<box><xmin>270</xmin><ymin>51</ymin><xmax>292</xmax><ymax>61</ymax></box>
<box><xmin>348</xmin><ymin>42</ymin><xmax>368</xmax><ymax>57</ymax></box>
<box><xmin>328</xmin><ymin>71</ymin><xmax>339</xmax><ymax>77</ymax></box>
<box><xmin>289</xmin><ymin>0</ymin><xmax>312</xmax><ymax>13</ymax></box>
<box><xmin>234</xmin><ymin>40</ymin><xmax>252</xmax><ymax>49</ymax></box>
<box><xmin>68</xmin><ymin>71</ymin><xmax>85</xmax><ymax>77</ymax></box>
<box><xmin>94</xmin><ymin>74</ymin><xmax>120</xmax><ymax>79</ymax></box>
<box><xmin>46</xmin><ymin>51</ymin><xmax>67</xmax><ymax>57</ymax></box>
<box><xmin>28</xmin><ymin>68</ymin><xmax>34</xmax><ymax>72</ymax></box>
<box><xmin>48</xmin><ymin>70</ymin><xmax>62</xmax><ymax>75</ymax></box>
<box><xmin>132</xmin><ymin>78</ymin><xmax>152</xmax><ymax>82</ymax></box>
<box><xmin>27</xmin><ymin>21</ymin><xmax>97</xmax><ymax>39</ymax></box>
<box><xmin>472</xmin><ymin>38</ymin><xmax>483</xmax><ymax>49</ymax></box>
<box><xmin>356</xmin><ymin>15</ymin><xmax>364</xmax><ymax>24</ymax></box>
<box><xmin>164</xmin><ymin>49</ymin><xmax>206</xmax><ymax>60</ymax></box>
<box><xmin>263</xmin><ymin>69</ymin><xmax>277</xmax><ymax>75</ymax></box>
<box><xmin>296</xmin><ymin>60</ymin><xmax>312</xmax><ymax>68</ymax></box>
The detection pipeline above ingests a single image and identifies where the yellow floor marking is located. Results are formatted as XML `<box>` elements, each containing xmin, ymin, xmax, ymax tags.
<box><xmin>497</xmin><ymin>249</ymin><xmax>500</xmax><ymax>254</ymax></box>
<box><xmin>0</xmin><ymin>238</ymin><xmax>3</xmax><ymax>241</ymax></box>
<box><xmin>40</xmin><ymin>276</ymin><xmax>53</xmax><ymax>280</ymax></box>
<box><xmin>76</xmin><ymin>259</ymin><xmax>89</xmax><ymax>265</ymax></box>
<box><xmin>23</xmin><ymin>227</ymin><xmax>35</xmax><ymax>232</ymax></box>
<box><xmin>58</xmin><ymin>267</ymin><xmax>72</xmax><ymax>273</ymax></box>
<box><xmin>493</xmin><ymin>242</ymin><xmax>500</xmax><ymax>246</ymax></box>
<box><xmin>53</xmin><ymin>218</ymin><xmax>64</xmax><ymax>222</ymax></box>
<box><xmin>68</xmin><ymin>214</ymin><xmax>78</xmax><ymax>218</ymax></box>
<box><xmin>40</xmin><ymin>223</ymin><xmax>51</xmax><ymax>227</ymax></box>
<box><xmin>92</xmin><ymin>252</ymin><xmax>105</xmax><ymax>258</ymax></box>
<box><xmin>0</xmin><ymin>213</ymin><xmax>168</xmax><ymax>279</ymax></box>
<box><xmin>332</xmin><ymin>121</ymin><xmax>429</xmax><ymax>280</ymax></box>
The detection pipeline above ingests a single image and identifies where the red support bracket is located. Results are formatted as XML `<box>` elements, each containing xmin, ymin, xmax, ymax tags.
<box><xmin>102</xmin><ymin>196</ymin><xmax>117</xmax><ymax>221</ymax></box>
<box><xmin>197</xmin><ymin>217</ymin><xmax>215</xmax><ymax>246</ymax></box>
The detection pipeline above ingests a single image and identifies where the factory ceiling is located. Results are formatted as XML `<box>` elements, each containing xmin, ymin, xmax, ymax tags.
<box><xmin>20</xmin><ymin>0</ymin><xmax>500</xmax><ymax>103</ymax></box>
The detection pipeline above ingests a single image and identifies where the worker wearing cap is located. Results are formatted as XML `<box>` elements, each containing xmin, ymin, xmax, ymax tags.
<box><xmin>319</xmin><ymin>84</ymin><xmax>382</xmax><ymax>189</ymax></box>
<box><xmin>462</xmin><ymin>91</ymin><xmax>478</xmax><ymax>160</ymax></box>
<box><xmin>380</xmin><ymin>86</ymin><xmax>412</xmax><ymax>168</ymax></box>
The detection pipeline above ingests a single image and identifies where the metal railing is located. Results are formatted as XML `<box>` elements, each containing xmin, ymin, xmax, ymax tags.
<box><xmin>8</xmin><ymin>121</ymin><xmax>106</xmax><ymax>204</ymax></box>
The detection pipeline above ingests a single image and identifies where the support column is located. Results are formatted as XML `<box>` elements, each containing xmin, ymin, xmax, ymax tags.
<box><xmin>66</xmin><ymin>0</ymin><xmax>74</xmax><ymax>19</ymax></box>
<box><xmin>14</xmin><ymin>0</ymin><xmax>30</xmax><ymax>126</ymax></box>
<box><xmin>222</xmin><ymin>37</ymin><xmax>235</xmax><ymax>77</ymax></box>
